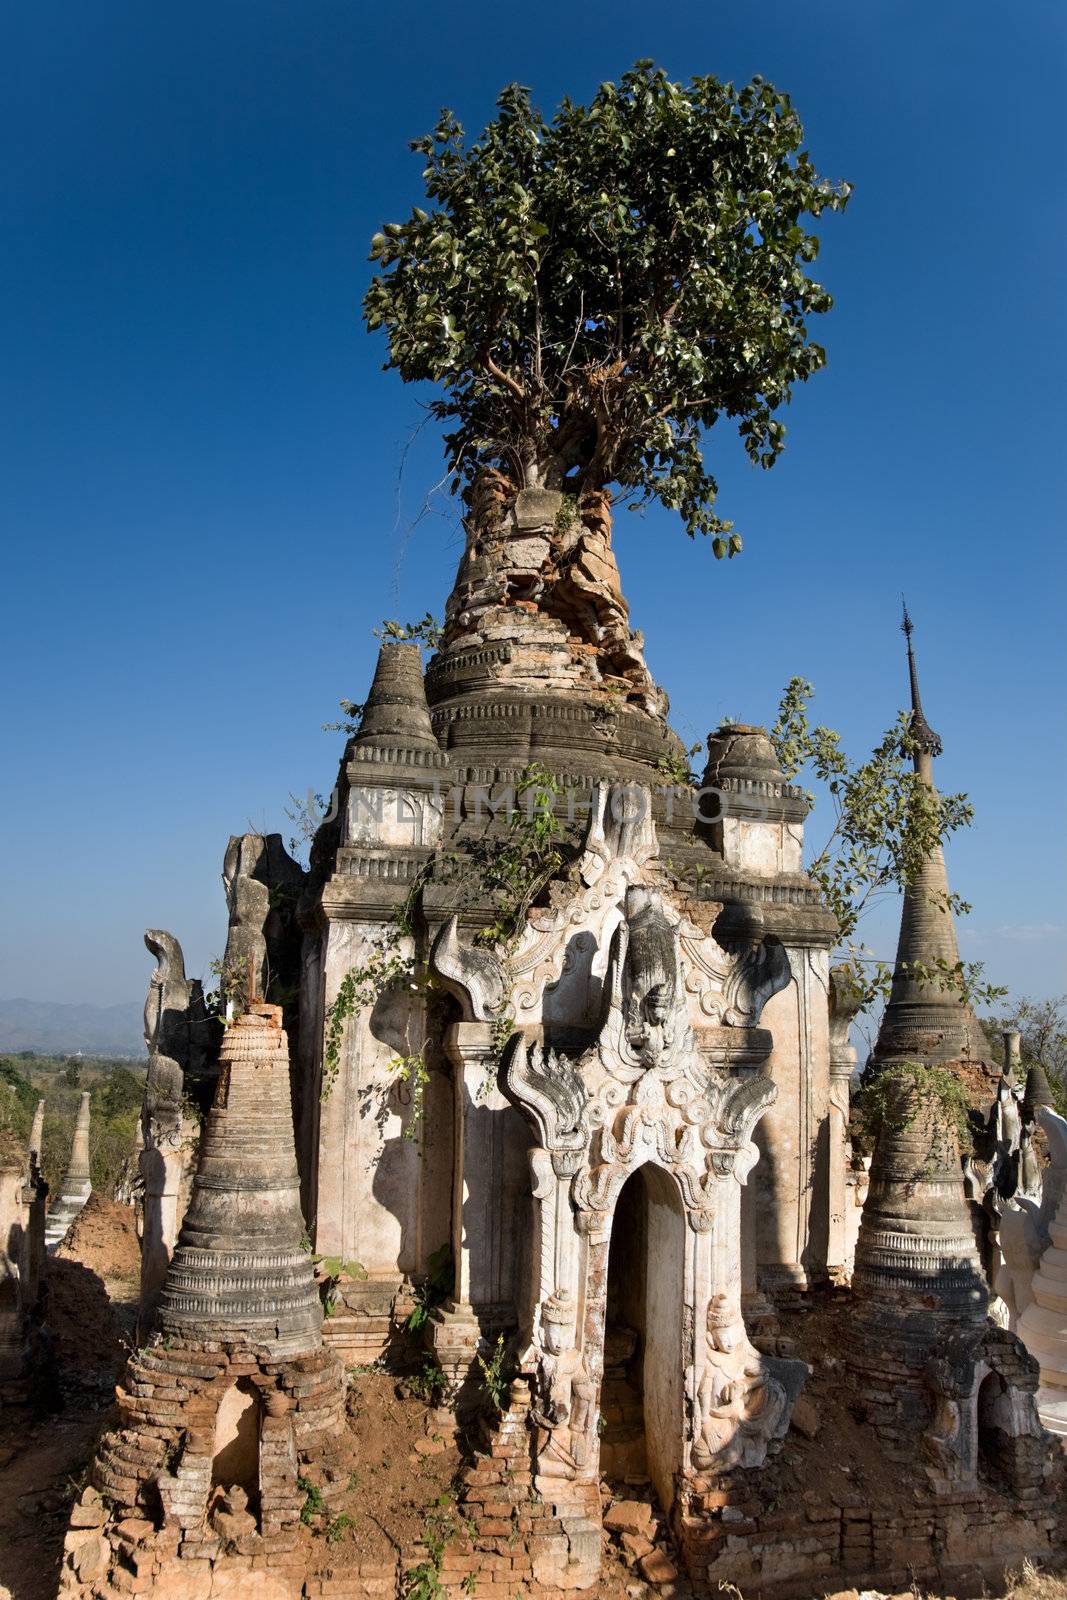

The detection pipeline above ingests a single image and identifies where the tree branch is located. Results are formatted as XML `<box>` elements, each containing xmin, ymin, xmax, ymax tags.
<box><xmin>479</xmin><ymin>347</ymin><xmax>526</xmax><ymax>404</ymax></box>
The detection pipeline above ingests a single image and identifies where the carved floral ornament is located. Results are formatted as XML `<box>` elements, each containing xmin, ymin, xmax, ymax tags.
<box><xmin>430</xmin><ymin>793</ymin><xmax>803</xmax><ymax>1484</ymax></box>
<box><xmin>505</xmin><ymin>882</ymin><xmax>778</xmax><ymax>1235</ymax></box>
<box><xmin>436</xmin><ymin>782</ymin><xmax>793</xmax><ymax>1031</ymax></box>
<box><xmin>430</xmin><ymin>785</ymin><xmax>791</xmax><ymax>1233</ymax></box>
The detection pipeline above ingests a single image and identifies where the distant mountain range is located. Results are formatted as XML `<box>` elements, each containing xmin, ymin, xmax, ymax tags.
<box><xmin>0</xmin><ymin>998</ymin><xmax>144</xmax><ymax>1058</ymax></box>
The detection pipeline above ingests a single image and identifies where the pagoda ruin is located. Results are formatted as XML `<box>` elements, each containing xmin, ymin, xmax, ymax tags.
<box><xmin>84</xmin><ymin>496</ymin><xmax>1066</xmax><ymax>1596</ymax></box>
<box><xmin>61</xmin><ymin>1002</ymin><xmax>347</xmax><ymax>1595</ymax></box>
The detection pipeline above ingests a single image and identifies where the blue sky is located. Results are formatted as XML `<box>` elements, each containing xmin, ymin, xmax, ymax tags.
<box><xmin>2</xmin><ymin>0</ymin><xmax>1064</xmax><ymax>1013</ymax></box>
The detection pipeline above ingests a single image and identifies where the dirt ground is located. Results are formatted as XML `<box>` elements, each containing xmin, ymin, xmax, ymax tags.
<box><xmin>0</xmin><ymin>1207</ymin><xmax>136</xmax><ymax>1600</ymax></box>
<box><xmin>298</xmin><ymin>1364</ymin><xmax>466</xmax><ymax>1566</ymax></box>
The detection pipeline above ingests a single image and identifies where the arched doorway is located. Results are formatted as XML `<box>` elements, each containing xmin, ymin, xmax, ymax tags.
<box><xmin>976</xmin><ymin>1369</ymin><xmax>1010</xmax><ymax>1489</ymax></box>
<box><xmin>212</xmin><ymin>1378</ymin><xmax>261</xmax><ymax>1509</ymax></box>
<box><xmin>604</xmin><ymin>1163</ymin><xmax>686</xmax><ymax>1508</ymax></box>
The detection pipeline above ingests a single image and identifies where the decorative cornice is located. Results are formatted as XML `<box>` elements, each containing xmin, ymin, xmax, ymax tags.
<box><xmin>348</xmin><ymin>744</ymin><xmax>449</xmax><ymax>772</ymax></box>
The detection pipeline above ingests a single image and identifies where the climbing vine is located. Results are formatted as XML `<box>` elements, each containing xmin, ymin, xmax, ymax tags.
<box><xmin>473</xmin><ymin>762</ymin><xmax>574</xmax><ymax>1096</ymax></box>
<box><xmin>322</xmin><ymin>931</ymin><xmax>415</xmax><ymax>1099</ymax></box>
<box><xmin>476</xmin><ymin>762</ymin><xmax>567</xmax><ymax>949</ymax></box>
<box><xmin>850</xmin><ymin>1060</ymin><xmax>975</xmax><ymax>1166</ymax></box>
<box><xmin>321</xmin><ymin>763</ymin><xmax>574</xmax><ymax>1127</ymax></box>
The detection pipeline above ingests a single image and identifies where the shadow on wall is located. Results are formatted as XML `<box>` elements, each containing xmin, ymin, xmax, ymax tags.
<box><xmin>751</xmin><ymin>1120</ymin><xmax>782</xmax><ymax>1291</ymax></box>
<box><xmin>805</xmin><ymin>1113</ymin><xmax>830</xmax><ymax>1281</ymax></box>
<box><xmin>366</xmin><ymin>988</ymin><xmax>456</xmax><ymax>1282</ymax></box>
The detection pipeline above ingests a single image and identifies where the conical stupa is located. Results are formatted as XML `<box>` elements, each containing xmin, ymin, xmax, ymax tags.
<box><xmin>353</xmin><ymin>638</ymin><xmax>441</xmax><ymax>754</ymax></box>
<box><xmin>45</xmin><ymin>1090</ymin><xmax>91</xmax><ymax>1250</ymax></box>
<box><xmin>849</xmin><ymin>1071</ymin><xmax>989</xmax><ymax>1448</ymax></box>
<box><xmin>158</xmin><ymin>1002</ymin><xmax>321</xmax><ymax>1355</ymax></box>
<box><xmin>1022</xmin><ymin>1063</ymin><xmax>1056</xmax><ymax>1126</ymax></box>
<box><xmin>73</xmin><ymin>1003</ymin><xmax>348</xmax><ymax>1588</ymax></box>
<box><xmin>870</xmin><ymin>605</ymin><xmax>988</xmax><ymax>1070</ymax></box>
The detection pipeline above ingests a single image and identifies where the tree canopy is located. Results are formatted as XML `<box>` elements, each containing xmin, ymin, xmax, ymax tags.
<box><xmin>365</xmin><ymin>62</ymin><xmax>851</xmax><ymax>552</ymax></box>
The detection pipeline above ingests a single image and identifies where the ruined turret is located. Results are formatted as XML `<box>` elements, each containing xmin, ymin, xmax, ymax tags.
<box><xmin>45</xmin><ymin>1091</ymin><xmax>91</xmax><ymax>1251</ymax></box>
<box><xmin>847</xmin><ymin>1068</ymin><xmax>1053</xmax><ymax>1491</ymax></box>
<box><xmin>850</xmin><ymin>1072</ymin><xmax>988</xmax><ymax>1452</ymax></box>
<box><xmin>1022</xmin><ymin>1063</ymin><xmax>1056</xmax><ymax>1126</ymax></box>
<box><xmin>64</xmin><ymin>1003</ymin><xmax>347</xmax><ymax>1594</ymax></box>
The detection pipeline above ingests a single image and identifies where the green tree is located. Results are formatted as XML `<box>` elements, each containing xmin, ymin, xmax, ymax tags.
<box><xmin>0</xmin><ymin>1058</ymin><xmax>35</xmax><ymax>1140</ymax></box>
<box><xmin>980</xmin><ymin>996</ymin><xmax>1067</xmax><ymax>1099</ymax></box>
<box><xmin>96</xmin><ymin>1065</ymin><xmax>144</xmax><ymax>1121</ymax></box>
<box><xmin>63</xmin><ymin>1057</ymin><xmax>81</xmax><ymax>1088</ymax></box>
<box><xmin>365</xmin><ymin>63</ymin><xmax>851</xmax><ymax>550</ymax></box>
<box><xmin>770</xmin><ymin>677</ymin><xmax>1005</xmax><ymax>1017</ymax></box>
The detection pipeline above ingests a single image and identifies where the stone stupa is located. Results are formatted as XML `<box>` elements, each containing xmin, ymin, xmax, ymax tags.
<box><xmin>62</xmin><ymin>1002</ymin><xmax>347</xmax><ymax>1595</ymax></box>
<box><xmin>45</xmin><ymin>1090</ymin><xmax>92</xmax><ymax>1251</ymax></box>
<box><xmin>849</xmin><ymin>1071</ymin><xmax>989</xmax><ymax>1448</ymax></box>
<box><xmin>869</xmin><ymin>605</ymin><xmax>989</xmax><ymax>1073</ymax></box>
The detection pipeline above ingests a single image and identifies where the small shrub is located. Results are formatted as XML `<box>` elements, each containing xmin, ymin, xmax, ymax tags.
<box><xmin>297</xmin><ymin>1475</ymin><xmax>324</xmax><ymax>1526</ymax></box>
<box><xmin>476</xmin><ymin>1334</ymin><xmax>514</xmax><ymax>1413</ymax></box>
<box><xmin>406</xmin><ymin>1245</ymin><xmax>454</xmax><ymax>1333</ymax></box>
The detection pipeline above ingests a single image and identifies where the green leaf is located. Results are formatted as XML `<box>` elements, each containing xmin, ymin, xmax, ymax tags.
<box><xmin>363</xmin><ymin>63</ymin><xmax>850</xmax><ymax>550</ymax></box>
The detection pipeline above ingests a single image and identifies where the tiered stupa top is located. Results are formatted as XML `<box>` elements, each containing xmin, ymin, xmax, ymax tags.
<box><xmin>871</xmin><ymin>607</ymin><xmax>988</xmax><ymax>1069</ymax></box>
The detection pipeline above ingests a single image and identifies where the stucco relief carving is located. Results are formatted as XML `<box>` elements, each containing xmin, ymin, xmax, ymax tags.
<box><xmin>509</xmin><ymin>783</ymin><xmax>792</xmax><ymax>1035</ymax></box>
<box><xmin>504</xmin><ymin>873</ymin><xmax>795</xmax><ymax>1490</ymax></box>
<box><xmin>430</xmin><ymin>914</ymin><xmax>508</xmax><ymax>1023</ymax></box>
<box><xmin>531</xmin><ymin>1288</ymin><xmax>595</xmax><ymax>1476</ymax></box>
<box><xmin>680</xmin><ymin>924</ymin><xmax>792</xmax><ymax>1026</ymax></box>
<box><xmin>508</xmin><ymin>783</ymin><xmax>655</xmax><ymax>1025</ymax></box>
<box><xmin>507</xmin><ymin>1036</ymin><xmax>589</xmax><ymax>1175</ymax></box>
<box><xmin>692</xmin><ymin>1295</ymin><xmax>790</xmax><ymax>1471</ymax></box>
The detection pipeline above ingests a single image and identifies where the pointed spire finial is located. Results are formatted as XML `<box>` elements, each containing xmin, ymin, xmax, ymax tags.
<box><xmin>899</xmin><ymin>596</ymin><xmax>942</xmax><ymax>761</ymax></box>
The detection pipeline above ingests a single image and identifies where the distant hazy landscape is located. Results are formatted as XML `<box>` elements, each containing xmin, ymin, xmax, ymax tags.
<box><xmin>0</xmin><ymin>998</ymin><xmax>143</xmax><ymax>1058</ymax></box>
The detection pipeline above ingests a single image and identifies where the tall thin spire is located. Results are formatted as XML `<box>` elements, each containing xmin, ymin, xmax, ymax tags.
<box><xmin>871</xmin><ymin>605</ymin><xmax>986</xmax><ymax>1071</ymax></box>
<box><xmin>901</xmin><ymin>597</ymin><xmax>942</xmax><ymax>763</ymax></box>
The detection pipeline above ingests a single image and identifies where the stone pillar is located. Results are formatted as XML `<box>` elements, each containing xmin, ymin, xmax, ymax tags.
<box><xmin>827</xmin><ymin>966</ymin><xmax>862</xmax><ymax>1277</ymax></box>
<box><xmin>758</xmin><ymin>943</ymin><xmax>832</xmax><ymax>1292</ymax></box>
<box><xmin>28</xmin><ymin>1099</ymin><xmax>44</xmax><ymax>1164</ymax></box>
<box><xmin>431</xmin><ymin>1020</ymin><xmax>526</xmax><ymax>1393</ymax></box>
<box><xmin>69</xmin><ymin>1090</ymin><xmax>91</xmax><ymax>1188</ymax></box>
<box><xmin>45</xmin><ymin>1091</ymin><xmax>92</xmax><ymax>1251</ymax></box>
<box><xmin>138</xmin><ymin>1127</ymin><xmax>186</xmax><ymax>1320</ymax></box>
<box><xmin>1003</xmin><ymin>1030</ymin><xmax>1022</xmax><ymax>1078</ymax></box>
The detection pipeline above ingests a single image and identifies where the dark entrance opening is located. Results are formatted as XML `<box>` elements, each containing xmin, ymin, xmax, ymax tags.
<box><xmin>603</xmin><ymin>1163</ymin><xmax>686</xmax><ymax>1508</ymax></box>
<box><xmin>212</xmin><ymin>1377</ymin><xmax>261</xmax><ymax>1512</ymax></box>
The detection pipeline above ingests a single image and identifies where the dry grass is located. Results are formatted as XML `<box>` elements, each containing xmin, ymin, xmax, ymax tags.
<box><xmin>1003</xmin><ymin>1560</ymin><xmax>1067</xmax><ymax>1600</ymax></box>
<box><xmin>811</xmin><ymin>1562</ymin><xmax>1067</xmax><ymax>1600</ymax></box>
